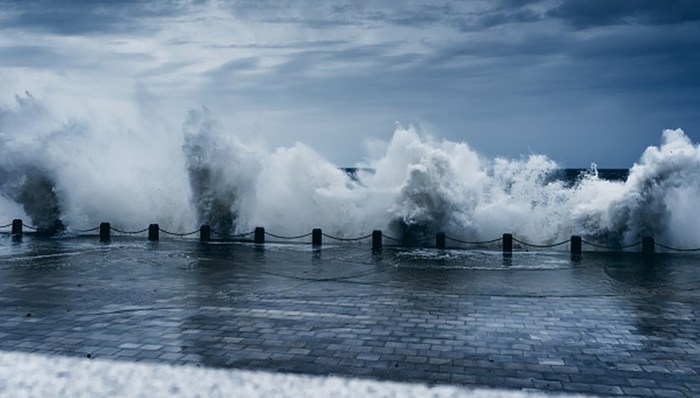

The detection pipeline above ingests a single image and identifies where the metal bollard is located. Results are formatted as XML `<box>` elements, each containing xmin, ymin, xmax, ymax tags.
<box><xmin>254</xmin><ymin>227</ymin><xmax>265</xmax><ymax>244</ymax></box>
<box><xmin>99</xmin><ymin>223</ymin><xmax>111</xmax><ymax>242</ymax></box>
<box><xmin>642</xmin><ymin>236</ymin><xmax>655</xmax><ymax>256</ymax></box>
<box><xmin>312</xmin><ymin>228</ymin><xmax>322</xmax><ymax>246</ymax></box>
<box><xmin>200</xmin><ymin>225</ymin><xmax>211</xmax><ymax>242</ymax></box>
<box><xmin>503</xmin><ymin>233</ymin><xmax>513</xmax><ymax>253</ymax></box>
<box><xmin>570</xmin><ymin>235</ymin><xmax>582</xmax><ymax>256</ymax></box>
<box><xmin>11</xmin><ymin>219</ymin><xmax>22</xmax><ymax>235</ymax></box>
<box><xmin>148</xmin><ymin>224</ymin><xmax>159</xmax><ymax>241</ymax></box>
<box><xmin>372</xmin><ymin>230</ymin><xmax>382</xmax><ymax>251</ymax></box>
<box><xmin>436</xmin><ymin>232</ymin><xmax>446</xmax><ymax>249</ymax></box>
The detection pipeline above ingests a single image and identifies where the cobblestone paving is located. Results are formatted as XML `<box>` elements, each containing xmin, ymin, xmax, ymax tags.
<box><xmin>0</xmin><ymin>237</ymin><xmax>698</xmax><ymax>397</ymax></box>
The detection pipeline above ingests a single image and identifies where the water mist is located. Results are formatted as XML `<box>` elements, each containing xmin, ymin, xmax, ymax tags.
<box><xmin>2</xmin><ymin>93</ymin><xmax>699</xmax><ymax>250</ymax></box>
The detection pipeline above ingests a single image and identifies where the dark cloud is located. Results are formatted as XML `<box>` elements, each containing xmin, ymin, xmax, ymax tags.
<box><xmin>0</xmin><ymin>0</ymin><xmax>698</xmax><ymax>167</ymax></box>
<box><xmin>469</xmin><ymin>8</ymin><xmax>541</xmax><ymax>29</ymax></box>
<box><xmin>548</xmin><ymin>0</ymin><xmax>700</xmax><ymax>28</ymax></box>
<box><xmin>194</xmin><ymin>2</ymin><xmax>700</xmax><ymax>109</ymax></box>
<box><xmin>226</xmin><ymin>0</ymin><xmax>700</xmax><ymax>33</ymax></box>
<box><xmin>0</xmin><ymin>0</ymin><xmax>192</xmax><ymax>35</ymax></box>
<box><xmin>224</xmin><ymin>1</ymin><xmax>470</xmax><ymax>30</ymax></box>
<box><xmin>220</xmin><ymin>1</ymin><xmax>533</xmax><ymax>33</ymax></box>
<box><xmin>363</xmin><ymin>4</ymin><xmax>455</xmax><ymax>27</ymax></box>
<box><xmin>192</xmin><ymin>5</ymin><xmax>699</xmax><ymax>167</ymax></box>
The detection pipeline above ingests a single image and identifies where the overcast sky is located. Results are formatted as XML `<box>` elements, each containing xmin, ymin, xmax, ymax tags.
<box><xmin>0</xmin><ymin>0</ymin><xmax>698</xmax><ymax>167</ymax></box>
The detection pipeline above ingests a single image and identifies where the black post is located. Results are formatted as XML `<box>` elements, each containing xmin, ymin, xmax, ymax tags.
<box><xmin>642</xmin><ymin>236</ymin><xmax>655</xmax><ymax>256</ymax></box>
<box><xmin>570</xmin><ymin>235</ymin><xmax>582</xmax><ymax>256</ymax></box>
<box><xmin>148</xmin><ymin>224</ymin><xmax>159</xmax><ymax>241</ymax></box>
<box><xmin>11</xmin><ymin>219</ymin><xmax>22</xmax><ymax>235</ymax></box>
<box><xmin>503</xmin><ymin>233</ymin><xmax>513</xmax><ymax>254</ymax></box>
<box><xmin>99</xmin><ymin>222</ymin><xmax>111</xmax><ymax>242</ymax></box>
<box><xmin>436</xmin><ymin>232</ymin><xmax>446</xmax><ymax>249</ymax></box>
<box><xmin>200</xmin><ymin>225</ymin><xmax>211</xmax><ymax>241</ymax></box>
<box><xmin>312</xmin><ymin>228</ymin><xmax>322</xmax><ymax>246</ymax></box>
<box><xmin>254</xmin><ymin>227</ymin><xmax>265</xmax><ymax>244</ymax></box>
<box><xmin>372</xmin><ymin>230</ymin><xmax>382</xmax><ymax>251</ymax></box>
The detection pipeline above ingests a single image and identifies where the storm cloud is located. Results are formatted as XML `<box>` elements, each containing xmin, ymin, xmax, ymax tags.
<box><xmin>0</xmin><ymin>0</ymin><xmax>698</xmax><ymax>167</ymax></box>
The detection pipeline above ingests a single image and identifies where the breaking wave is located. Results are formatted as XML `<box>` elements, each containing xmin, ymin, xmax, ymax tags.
<box><xmin>1</xmin><ymin>93</ymin><xmax>699</xmax><ymax>248</ymax></box>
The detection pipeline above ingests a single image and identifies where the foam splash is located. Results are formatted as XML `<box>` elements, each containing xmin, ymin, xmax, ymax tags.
<box><xmin>0</xmin><ymin>93</ymin><xmax>194</xmax><ymax>232</ymax></box>
<box><xmin>182</xmin><ymin>108</ymin><xmax>258</xmax><ymax>236</ymax></box>
<box><xmin>0</xmin><ymin>93</ymin><xmax>64</xmax><ymax>231</ymax></box>
<box><xmin>1</xmin><ymin>93</ymin><xmax>698</xmax><ymax>249</ymax></box>
<box><xmin>571</xmin><ymin>129</ymin><xmax>700</xmax><ymax>247</ymax></box>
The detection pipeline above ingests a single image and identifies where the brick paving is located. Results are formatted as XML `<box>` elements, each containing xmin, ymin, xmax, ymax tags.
<box><xmin>0</xmin><ymin>237</ymin><xmax>698</xmax><ymax>396</ymax></box>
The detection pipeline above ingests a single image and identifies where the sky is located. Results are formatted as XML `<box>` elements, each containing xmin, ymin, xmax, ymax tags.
<box><xmin>0</xmin><ymin>0</ymin><xmax>698</xmax><ymax>167</ymax></box>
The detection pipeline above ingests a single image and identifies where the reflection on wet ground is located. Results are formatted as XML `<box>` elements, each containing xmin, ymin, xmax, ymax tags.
<box><xmin>0</xmin><ymin>236</ymin><xmax>698</xmax><ymax>396</ymax></box>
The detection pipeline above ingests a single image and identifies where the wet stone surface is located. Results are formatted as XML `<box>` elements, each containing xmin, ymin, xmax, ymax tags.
<box><xmin>0</xmin><ymin>236</ymin><xmax>698</xmax><ymax>396</ymax></box>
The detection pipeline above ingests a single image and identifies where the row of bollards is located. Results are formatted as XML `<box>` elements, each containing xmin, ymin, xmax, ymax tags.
<box><xmin>200</xmin><ymin>227</ymin><xmax>658</xmax><ymax>257</ymax></box>
<box><xmin>7</xmin><ymin>219</ymin><xmax>658</xmax><ymax>256</ymax></box>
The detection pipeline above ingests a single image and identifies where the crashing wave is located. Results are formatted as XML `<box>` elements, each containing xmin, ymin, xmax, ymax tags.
<box><xmin>1</xmin><ymin>93</ymin><xmax>698</xmax><ymax>249</ymax></box>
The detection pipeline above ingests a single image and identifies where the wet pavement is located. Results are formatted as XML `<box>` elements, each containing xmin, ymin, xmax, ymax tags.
<box><xmin>0</xmin><ymin>236</ymin><xmax>698</xmax><ymax>397</ymax></box>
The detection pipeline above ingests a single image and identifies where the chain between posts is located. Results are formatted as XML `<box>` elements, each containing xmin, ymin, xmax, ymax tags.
<box><xmin>654</xmin><ymin>242</ymin><xmax>700</xmax><ymax>252</ymax></box>
<box><xmin>158</xmin><ymin>228</ymin><xmax>200</xmax><ymax>237</ymax></box>
<box><xmin>231</xmin><ymin>231</ymin><xmax>255</xmax><ymax>238</ymax></box>
<box><xmin>71</xmin><ymin>226</ymin><xmax>101</xmax><ymax>233</ymax></box>
<box><xmin>382</xmin><ymin>235</ymin><xmax>400</xmax><ymax>242</ymax></box>
<box><xmin>110</xmin><ymin>227</ymin><xmax>149</xmax><ymax>235</ymax></box>
<box><xmin>264</xmin><ymin>231</ymin><xmax>313</xmax><ymax>240</ymax></box>
<box><xmin>321</xmin><ymin>232</ymin><xmax>373</xmax><ymax>242</ymax></box>
<box><xmin>0</xmin><ymin>223</ymin><xmax>12</xmax><ymax>229</ymax></box>
<box><xmin>582</xmin><ymin>240</ymin><xmax>642</xmax><ymax>250</ymax></box>
<box><xmin>208</xmin><ymin>230</ymin><xmax>254</xmax><ymax>238</ymax></box>
<box><xmin>446</xmin><ymin>236</ymin><xmax>502</xmax><ymax>245</ymax></box>
<box><xmin>21</xmin><ymin>223</ymin><xmax>60</xmax><ymax>235</ymax></box>
<box><xmin>512</xmin><ymin>237</ymin><xmax>571</xmax><ymax>249</ymax></box>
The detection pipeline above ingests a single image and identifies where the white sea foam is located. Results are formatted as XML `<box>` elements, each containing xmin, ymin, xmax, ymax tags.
<box><xmin>1</xmin><ymin>93</ymin><xmax>698</xmax><ymax>248</ymax></box>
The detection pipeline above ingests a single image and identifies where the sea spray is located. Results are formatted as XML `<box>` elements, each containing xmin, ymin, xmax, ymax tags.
<box><xmin>0</xmin><ymin>93</ymin><xmax>64</xmax><ymax>231</ymax></box>
<box><xmin>250</xmin><ymin>143</ymin><xmax>366</xmax><ymax>238</ymax></box>
<box><xmin>373</xmin><ymin>129</ymin><xmax>487</xmax><ymax>244</ymax></box>
<box><xmin>182</xmin><ymin>107</ymin><xmax>259</xmax><ymax>236</ymax></box>
<box><xmin>196</xmin><ymin>123</ymin><xmax>700</xmax><ymax>249</ymax></box>
<box><xmin>572</xmin><ymin>129</ymin><xmax>700</xmax><ymax>247</ymax></box>
<box><xmin>1</xmin><ymin>94</ymin><xmax>699</xmax><ymax>250</ymax></box>
<box><xmin>361</xmin><ymin>130</ymin><xmax>576</xmax><ymax>245</ymax></box>
<box><xmin>0</xmin><ymin>93</ymin><xmax>195</xmax><ymax>232</ymax></box>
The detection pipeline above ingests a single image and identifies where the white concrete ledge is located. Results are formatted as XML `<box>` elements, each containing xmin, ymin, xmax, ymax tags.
<box><xmin>0</xmin><ymin>351</ymin><xmax>592</xmax><ymax>398</ymax></box>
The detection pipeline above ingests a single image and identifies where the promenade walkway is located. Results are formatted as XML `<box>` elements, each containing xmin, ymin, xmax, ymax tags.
<box><xmin>0</xmin><ymin>238</ymin><xmax>697</xmax><ymax>396</ymax></box>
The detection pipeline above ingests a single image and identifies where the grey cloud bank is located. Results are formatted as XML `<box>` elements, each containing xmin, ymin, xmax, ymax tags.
<box><xmin>0</xmin><ymin>0</ymin><xmax>698</xmax><ymax>167</ymax></box>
